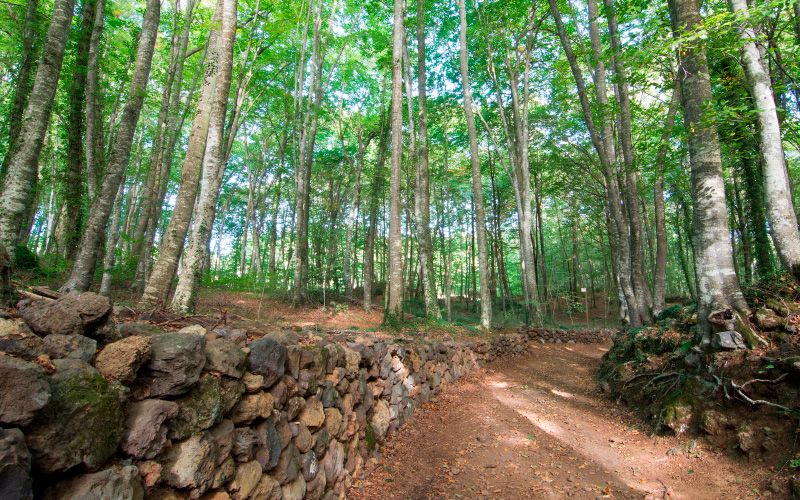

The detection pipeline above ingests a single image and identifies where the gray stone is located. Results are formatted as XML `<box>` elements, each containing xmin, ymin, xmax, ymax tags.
<box><xmin>210</xmin><ymin>419</ymin><xmax>235</xmax><ymax>465</ymax></box>
<box><xmin>320</xmin><ymin>439</ymin><xmax>344</xmax><ymax>484</ymax></box>
<box><xmin>136</xmin><ymin>332</ymin><xmax>206</xmax><ymax>397</ymax></box>
<box><xmin>305</xmin><ymin>472</ymin><xmax>326</xmax><ymax>500</ymax></box>
<box><xmin>42</xmin><ymin>334</ymin><xmax>96</xmax><ymax>362</ymax></box>
<box><xmin>285</xmin><ymin>396</ymin><xmax>305</xmax><ymax>420</ymax></box>
<box><xmin>712</xmin><ymin>331</ymin><xmax>747</xmax><ymax>351</ymax></box>
<box><xmin>168</xmin><ymin>374</ymin><xmax>242</xmax><ymax>440</ymax></box>
<box><xmin>0</xmin><ymin>319</ymin><xmax>43</xmax><ymax>361</ymax></box>
<box><xmin>117</xmin><ymin>322</ymin><xmax>162</xmax><ymax>337</ymax></box>
<box><xmin>311</xmin><ymin>427</ymin><xmax>329</xmax><ymax>458</ymax></box>
<box><xmin>232</xmin><ymin>427</ymin><xmax>258</xmax><ymax>463</ymax></box>
<box><xmin>370</xmin><ymin>399</ymin><xmax>391</xmax><ymax>441</ymax></box>
<box><xmin>300</xmin><ymin>450</ymin><xmax>319</xmax><ymax>481</ymax></box>
<box><xmin>19</xmin><ymin>293</ymin><xmax>114</xmax><ymax>340</ymax></box>
<box><xmin>178</xmin><ymin>324</ymin><xmax>207</xmax><ymax>336</ymax></box>
<box><xmin>43</xmin><ymin>465</ymin><xmax>143</xmax><ymax>500</ymax></box>
<box><xmin>122</xmin><ymin>399</ymin><xmax>179</xmax><ymax>459</ymax></box>
<box><xmin>257</xmin><ymin>418</ymin><xmax>282</xmax><ymax>471</ymax></box>
<box><xmin>0</xmin><ymin>355</ymin><xmax>49</xmax><ymax>426</ymax></box>
<box><xmin>271</xmin><ymin>445</ymin><xmax>300</xmax><ymax>485</ymax></box>
<box><xmin>247</xmin><ymin>337</ymin><xmax>287</xmax><ymax>388</ymax></box>
<box><xmin>211</xmin><ymin>455</ymin><xmax>236</xmax><ymax>489</ymax></box>
<box><xmin>160</xmin><ymin>433</ymin><xmax>217</xmax><ymax>494</ymax></box>
<box><xmin>206</xmin><ymin>338</ymin><xmax>246</xmax><ymax>379</ymax></box>
<box><xmin>95</xmin><ymin>335</ymin><xmax>152</xmax><ymax>384</ymax></box>
<box><xmin>0</xmin><ymin>428</ymin><xmax>32</xmax><ymax>500</ymax></box>
<box><xmin>26</xmin><ymin>359</ymin><xmax>125</xmax><ymax>473</ymax></box>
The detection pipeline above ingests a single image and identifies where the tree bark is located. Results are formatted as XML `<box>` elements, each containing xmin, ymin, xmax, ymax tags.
<box><xmin>386</xmin><ymin>0</ymin><xmax>405</xmax><ymax>319</ymax></box>
<box><xmin>653</xmin><ymin>79</ymin><xmax>681</xmax><ymax>313</ymax></box>
<box><xmin>729</xmin><ymin>0</ymin><xmax>800</xmax><ymax>280</ymax></box>
<box><xmin>84</xmin><ymin>0</ymin><xmax>105</xmax><ymax>199</ymax></box>
<box><xmin>140</xmin><ymin>0</ymin><xmax>223</xmax><ymax>306</ymax></box>
<box><xmin>1</xmin><ymin>0</ymin><xmax>39</xmax><ymax>180</ymax></box>
<box><xmin>668</xmin><ymin>0</ymin><xmax>750</xmax><ymax>340</ymax></box>
<box><xmin>99</xmin><ymin>181</ymin><xmax>125</xmax><ymax>296</ymax></box>
<box><xmin>458</xmin><ymin>0</ymin><xmax>492</xmax><ymax>329</ymax></box>
<box><xmin>171</xmin><ymin>0</ymin><xmax>237</xmax><ymax>313</ymax></box>
<box><xmin>0</xmin><ymin>0</ymin><xmax>75</xmax><ymax>256</ymax></box>
<box><xmin>59</xmin><ymin>0</ymin><xmax>97</xmax><ymax>259</ymax></box>
<box><xmin>415</xmin><ymin>0</ymin><xmax>439</xmax><ymax>319</ymax></box>
<box><xmin>61</xmin><ymin>0</ymin><xmax>161</xmax><ymax>292</ymax></box>
<box><xmin>364</xmin><ymin>115</ymin><xmax>389</xmax><ymax>311</ymax></box>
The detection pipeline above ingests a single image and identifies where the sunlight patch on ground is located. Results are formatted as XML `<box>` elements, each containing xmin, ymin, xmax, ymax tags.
<box><xmin>489</xmin><ymin>381</ymin><xmax>510</xmax><ymax>389</ymax></box>
<box><xmin>550</xmin><ymin>388</ymin><xmax>574</xmax><ymax>399</ymax></box>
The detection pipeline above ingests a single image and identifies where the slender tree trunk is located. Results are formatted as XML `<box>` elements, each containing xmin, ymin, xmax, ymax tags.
<box><xmin>171</xmin><ymin>0</ymin><xmax>237</xmax><ymax>313</ymax></box>
<box><xmin>1</xmin><ymin>0</ymin><xmax>39</xmax><ymax>180</ymax></box>
<box><xmin>458</xmin><ymin>0</ymin><xmax>492</xmax><ymax>329</ymax></box>
<box><xmin>668</xmin><ymin>0</ymin><xmax>750</xmax><ymax>341</ymax></box>
<box><xmin>730</xmin><ymin>0</ymin><xmax>800</xmax><ymax>280</ymax></box>
<box><xmin>386</xmin><ymin>0</ymin><xmax>405</xmax><ymax>319</ymax></box>
<box><xmin>364</xmin><ymin>117</ymin><xmax>389</xmax><ymax>311</ymax></box>
<box><xmin>59</xmin><ymin>0</ymin><xmax>97</xmax><ymax>259</ymax></box>
<box><xmin>653</xmin><ymin>79</ymin><xmax>681</xmax><ymax>313</ymax></box>
<box><xmin>99</xmin><ymin>181</ymin><xmax>125</xmax><ymax>296</ymax></box>
<box><xmin>84</xmin><ymin>0</ymin><xmax>105</xmax><ymax>199</ymax></box>
<box><xmin>140</xmin><ymin>0</ymin><xmax>223</xmax><ymax>306</ymax></box>
<box><xmin>62</xmin><ymin>0</ymin><xmax>161</xmax><ymax>292</ymax></box>
<box><xmin>415</xmin><ymin>0</ymin><xmax>439</xmax><ymax>318</ymax></box>
<box><xmin>343</xmin><ymin>127</ymin><xmax>369</xmax><ymax>296</ymax></box>
<box><xmin>0</xmin><ymin>0</ymin><xmax>75</xmax><ymax>256</ymax></box>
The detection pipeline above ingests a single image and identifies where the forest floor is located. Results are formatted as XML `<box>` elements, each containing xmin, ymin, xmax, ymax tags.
<box><xmin>350</xmin><ymin>342</ymin><xmax>772</xmax><ymax>500</ymax></box>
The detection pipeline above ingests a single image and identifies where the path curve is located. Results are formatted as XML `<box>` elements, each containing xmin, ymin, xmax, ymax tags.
<box><xmin>350</xmin><ymin>343</ymin><xmax>765</xmax><ymax>499</ymax></box>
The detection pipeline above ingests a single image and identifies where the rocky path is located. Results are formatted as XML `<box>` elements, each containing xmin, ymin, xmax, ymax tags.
<box><xmin>350</xmin><ymin>343</ymin><xmax>768</xmax><ymax>499</ymax></box>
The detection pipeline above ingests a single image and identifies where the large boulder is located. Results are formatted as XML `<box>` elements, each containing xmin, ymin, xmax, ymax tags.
<box><xmin>247</xmin><ymin>337</ymin><xmax>287</xmax><ymax>388</ymax></box>
<box><xmin>42</xmin><ymin>334</ymin><xmax>96</xmax><ymax>363</ymax></box>
<box><xmin>121</xmin><ymin>399</ymin><xmax>180</xmax><ymax>459</ymax></box>
<box><xmin>206</xmin><ymin>338</ymin><xmax>248</xmax><ymax>378</ymax></box>
<box><xmin>168</xmin><ymin>374</ymin><xmax>243</xmax><ymax>440</ymax></box>
<box><xmin>0</xmin><ymin>318</ymin><xmax>44</xmax><ymax>361</ymax></box>
<box><xmin>0</xmin><ymin>428</ymin><xmax>32</xmax><ymax>500</ymax></box>
<box><xmin>19</xmin><ymin>292</ymin><xmax>114</xmax><ymax>340</ymax></box>
<box><xmin>26</xmin><ymin>359</ymin><xmax>125</xmax><ymax>473</ymax></box>
<box><xmin>43</xmin><ymin>465</ymin><xmax>143</xmax><ymax>500</ymax></box>
<box><xmin>96</xmin><ymin>335</ymin><xmax>152</xmax><ymax>384</ymax></box>
<box><xmin>135</xmin><ymin>332</ymin><xmax>206</xmax><ymax>397</ymax></box>
<box><xmin>160</xmin><ymin>433</ymin><xmax>217</xmax><ymax>494</ymax></box>
<box><xmin>0</xmin><ymin>355</ymin><xmax>50</xmax><ymax>426</ymax></box>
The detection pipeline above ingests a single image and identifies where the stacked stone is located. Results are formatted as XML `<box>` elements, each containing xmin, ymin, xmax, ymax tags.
<box><xmin>523</xmin><ymin>328</ymin><xmax>615</xmax><ymax>344</ymax></box>
<box><xmin>0</xmin><ymin>293</ymin><xmax>532</xmax><ymax>500</ymax></box>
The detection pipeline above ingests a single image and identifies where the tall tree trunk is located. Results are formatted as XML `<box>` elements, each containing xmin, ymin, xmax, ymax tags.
<box><xmin>604</xmin><ymin>0</ymin><xmax>652</xmax><ymax>323</ymax></box>
<box><xmin>415</xmin><ymin>0</ymin><xmax>439</xmax><ymax>319</ymax></box>
<box><xmin>60</xmin><ymin>0</ymin><xmax>97</xmax><ymax>259</ymax></box>
<box><xmin>140</xmin><ymin>0</ymin><xmax>223</xmax><ymax>306</ymax></box>
<box><xmin>458</xmin><ymin>0</ymin><xmax>492</xmax><ymax>329</ymax></box>
<box><xmin>364</xmin><ymin>117</ymin><xmax>389</xmax><ymax>311</ymax></box>
<box><xmin>0</xmin><ymin>0</ymin><xmax>75</xmax><ymax>256</ymax></box>
<box><xmin>653</xmin><ymin>79</ymin><xmax>681</xmax><ymax>313</ymax></box>
<box><xmin>343</xmin><ymin>127</ymin><xmax>369</xmax><ymax>296</ymax></box>
<box><xmin>171</xmin><ymin>0</ymin><xmax>237</xmax><ymax>313</ymax></box>
<box><xmin>99</xmin><ymin>181</ymin><xmax>125</xmax><ymax>296</ymax></box>
<box><xmin>84</xmin><ymin>0</ymin><xmax>105</xmax><ymax>198</ymax></box>
<box><xmin>1</xmin><ymin>0</ymin><xmax>39</xmax><ymax>179</ymax></box>
<box><xmin>386</xmin><ymin>0</ymin><xmax>405</xmax><ymax>319</ymax></box>
<box><xmin>730</xmin><ymin>0</ymin><xmax>800</xmax><ymax>280</ymax></box>
<box><xmin>668</xmin><ymin>0</ymin><xmax>750</xmax><ymax>341</ymax></box>
<box><xmin>62</xmin><ymin>0</ymin><xmax>161</xmax><ymax>292</ymax></box>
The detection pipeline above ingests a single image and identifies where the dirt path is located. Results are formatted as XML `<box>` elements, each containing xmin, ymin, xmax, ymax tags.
<box><xmin>351</xmin><ymin>343</ymin><xmax>767</xmax><ymax>499</ymax></box>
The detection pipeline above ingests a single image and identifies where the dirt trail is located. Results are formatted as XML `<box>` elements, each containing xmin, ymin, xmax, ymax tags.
<box><xmin>351</xmin><ymin>343</ymin><xmax>767</xmax><ymax>499</ymax></box>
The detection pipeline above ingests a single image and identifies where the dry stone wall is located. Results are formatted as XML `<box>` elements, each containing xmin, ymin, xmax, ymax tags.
<box><xmin>0</xmin><ymin>293</ymin><xmax>534</xmax><ymax>500</ymax></box>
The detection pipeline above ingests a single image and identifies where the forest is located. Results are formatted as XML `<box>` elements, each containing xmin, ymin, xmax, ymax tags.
<box><xmin>3</xmin><ymin>0</ymin><xmax>800</xmax><ymax>497</ymax></box>
<box><xmin>0</xmin><ymin>0</ymin><xmax>799</xmax><ymax>335</ymax></box>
